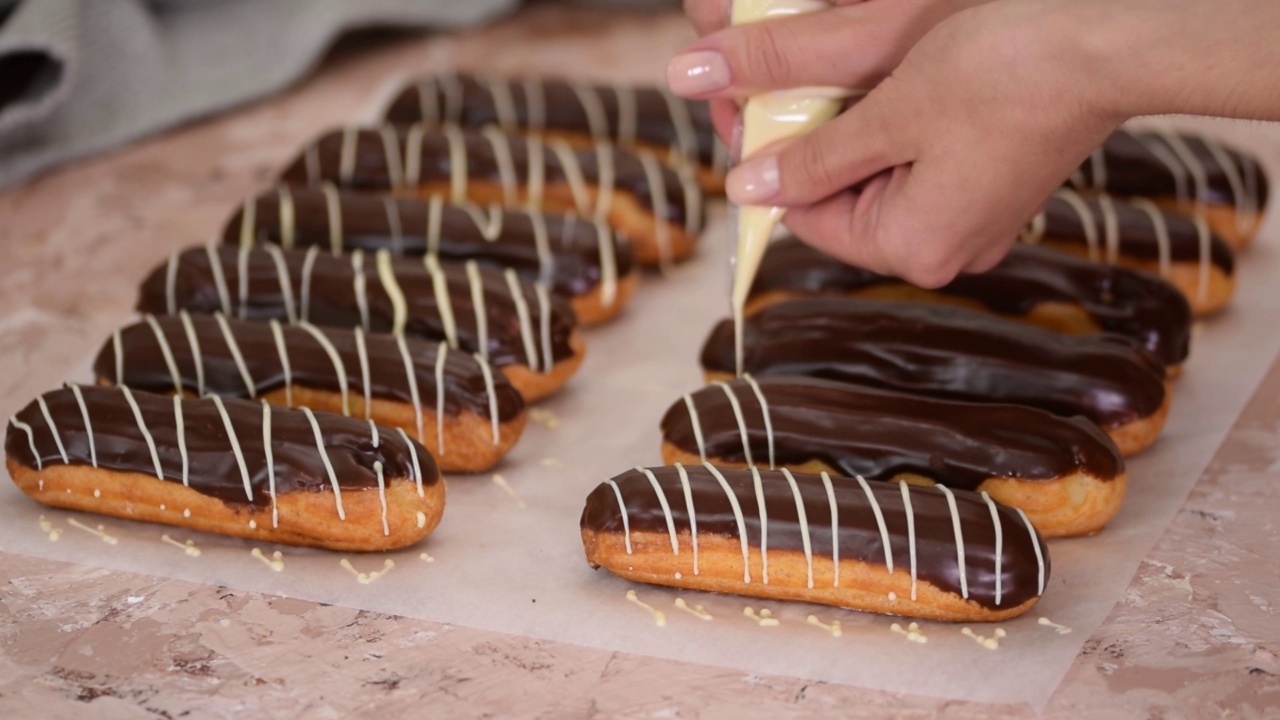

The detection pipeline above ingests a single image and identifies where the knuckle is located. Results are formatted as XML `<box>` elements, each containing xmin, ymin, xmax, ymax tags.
<box><xmin>739</xmin><ymin>24</ymin><xmax>793</xmax><ymax>87</ymax></box>
<box><xmin>784</xmin><ymin>137</ymin><xmax>842</xmax><ymax>200</ymax></box>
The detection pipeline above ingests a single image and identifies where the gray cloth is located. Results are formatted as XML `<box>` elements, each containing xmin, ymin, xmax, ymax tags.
<box><xmin>0</xmin><ymin>0</ymin><xmax>518</xmax><ymax>187</ymax></box>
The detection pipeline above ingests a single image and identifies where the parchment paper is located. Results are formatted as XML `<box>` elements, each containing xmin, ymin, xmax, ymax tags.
<box><xmin>2</xmin><ymin>206</ymin><xmax>1277</xmax><ymax>710</ymax></box>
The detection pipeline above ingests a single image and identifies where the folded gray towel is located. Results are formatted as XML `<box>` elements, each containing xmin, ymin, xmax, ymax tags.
<box><xmin>0</xmin><ymin>0</ymin><xmax>518</xmax><ymax>187</ymax></box>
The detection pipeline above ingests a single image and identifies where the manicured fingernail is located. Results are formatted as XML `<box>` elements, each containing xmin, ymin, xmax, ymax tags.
<box><xmin>726</xmin><ymin>155</ymin><xmax>780</xmax><ymax>204</ymax></box>
<box><xmin>666</xmin><ymin>50</ymin><xmax>731</xmax><ymax>96</ymax></box>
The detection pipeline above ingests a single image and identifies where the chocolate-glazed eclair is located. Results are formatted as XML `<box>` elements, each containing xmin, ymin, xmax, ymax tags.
<box><xmin>136</xmin><ymin>245</ymin><xmax>584</xmax><ymax>401</ymax></box>
<box><xmin>702</xmin><ymin>298</ymin><xmax>1170</xmax><ymax>456</ymax></box>
<box><xmin>5</xmin><ymin>385</ymin><xmax>444</xmax><ymax>552</ymax></box>
<box><xmin>94</xmin><ymin>313</ymin><xmax>524</xmax><ymax>473</ymax></box>
<box><xmin>223</xmin><ymin>187</ymin><xmax>636</xmax><ymax>325</ymax></box>
<box><xmin>747</xmin><ymin>238</ymin><xmax>1192</xmax><ymax>368</ymax></box>
<box><xmin>660</xmin><ymin>376</ymin><xmax>1126</xmax><ymax>537</ymax></box>
<box><xmin>1022</xmin><ymin>189</ymin><xmax>1235</xmax><ymax>316</ymax></box>
<box><xmin>1068</xmin><ymin>128</ymin><xmax>1267</xmax><ymax>248</ymax></box>
<box><xmin>382</xmin><ymin>74</ymin><xmax>727</xmax><ymax>193</ymax></box>
<box><xmin>581</xmin><ymin>464</ymin><xmax>1050</xmax><ymax>621</ymax></box>
<box><xmin>277</xmin><ymin>125</ymin><xmax>705</xmax><ymax>269</ymax></box>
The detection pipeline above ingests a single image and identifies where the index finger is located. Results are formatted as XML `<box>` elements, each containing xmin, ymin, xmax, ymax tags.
<box><xmin>685</xmin><ymin>0</ymin><xmax>731</xmax><ymax>36</ymax></box>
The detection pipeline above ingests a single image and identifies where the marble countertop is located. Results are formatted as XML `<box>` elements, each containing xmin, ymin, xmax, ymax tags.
<box><xmin>1</xmin><ymin>4</ymin><xmax>1278</xmax><ymax>717</ymax></box>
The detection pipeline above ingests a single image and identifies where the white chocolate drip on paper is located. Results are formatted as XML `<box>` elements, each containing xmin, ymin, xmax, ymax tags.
<box><xmin>900</xmin><ymin>481</ymin><xmax>918</xmax><ymax>601</ymax></box>
<box><xmin>268</xmin><ymin>320</ymin><xmax>292</xmax><ymax>406</ymax></box>
<box><xmin>704</xmin><ymin>462</ymin><xmax>751</xmax><ymax>583</ymax></box>
<box><xmin>712</xmin><ymin>380</ymin><xmax>754</xmax><ymax>467</ymax></box>
<box><xmin>10</xmin><ymin>417</ymin><xmax>40</xmax><ymax>470</ymax></box>
<box><xmin>178</xmin><ymin>311</ymin><xmax>206</xmax><ymax>397</ymax></box>
<box><xmin>625</xmin><ymin>590</ymin><xmax>666</xmax><ymax>627</ymax></box>
<box><xmin>341</xmin><ymin>558</ymin><xmax>395</xmax><ymax>584</ymax></box>
<box><xmin>890</xmin><ymin>621</ymin><xmax>927</xmax><ymax>644</ymax></box>
<box><xmin>806</xmin><ymin>614</ymin><xmax>841</xmax><ymax>637</ymax></box>
<box><xmin>674</xmin><ymin>463</ymin><xmax>699</xmax><ymax>575</ymax></box>
<box><xmin>68</xmin><ymin>518</ymin><xmax>118</xmax><ymax>545</ymax></box>
<box><xmin>637</xmin><ymin>467</ymin><xmax>679</xmax><ymax>556</ymax></box>
<box><xmin>66</xmin><ymin>384</ymin><xmax>97</xmax><ymax>468</ymax></box>
<box><xmin>743</xmin><ymin>607</ymin><xmax>779</xmax><ymax>627</ymax></box>
<box><xmin>1016</xmin><ymin>507</ymin><xmax>1045</xmax><ymax>596</ymax></box>
<box><xmin>210</xmin><ymin>395</ymin><xmax>251</xmax><ymax>501</ymax></box>
<box><xmin>936</xmin><ymin>484</ymin><xmax>968</xmax><ymax>600</ymax></box>
<box><xmin>491</xmin><ymin>473</ymin><xmax>525</xmax><ymax>508</ymax></box>
<box><xmin>263</xmin><ymin>401</ymin><xmax>278</xmax><ymax>527</ymax></box>
<box><xmin>251</xmin><ymin>548</ymin><xmax>285</xmax><ymax>572</ymax></box>
<box><xmin>674</xmin><ymin>597</ymin><xmax>712</xmax><ymax>621</ymax></box>
<box><xmin>981</xmin><ymin>491</ymin><xmax>1003</xmax><ymax>606</ymax></box>
<box><xmin>301</xmin><ymin>406</ymin><xmax>345</xmax><ymax>520</ymax></box>
<box><xmin>780</xmin><ymin>468</ymin><xmax>813</xmax><ymax>588</ymax></box>
<box><xmin>961</xmin><ymin>627</ymin><xmax>1006</xmax><ymax>650</ymax></box>
<box><xmin>297</xmin><ymin>322</ymin><xmax>350</xmax><ymax>416</ymax></box>
<box><xmin>120</xmin><ymin>387</ymin><xmax>162</xmax><ymax>480</ymax></box>
<box><xmin>161</xmin><ymin>534</ymin><xmax>201</xmax><ymax>557</ymax></box>
<box><xmin>38</xmin><ymin>516</ymin><xmax>61</xmax><ymax>541</ymax></box>
<box><xmin>396</xmin><ymin>427</ymin><xmax>425</xmax><ymax>497</ymax></box>
<box><xmin>173</xmin><ymin>396</ymin><xmax>189</xmax><ymax>486</ymax></box>
<box><xmin>607</xmin><ymin>479</ymin><xmax>632</xmax><ymax>555</ymax></box>
<box><xmin>214</xmin><ymin>312</ymin><xmax>256</xmax><ymax>398</ymax></box>
<box><xmin>395</xmin><ymin>333</ymin><xmax>424</xmax><ymax>444</ymax></box>
<box><xmin>1038</xmin><ymin>617</ymin><xmax>1072</xmax><ymax>634</ymax></box>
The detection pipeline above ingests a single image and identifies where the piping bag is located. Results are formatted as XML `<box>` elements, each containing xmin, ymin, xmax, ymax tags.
<box><xmin>730</xmin><ymin>0</ymin><xmax>850</xmax><ymax>376</ymax></box>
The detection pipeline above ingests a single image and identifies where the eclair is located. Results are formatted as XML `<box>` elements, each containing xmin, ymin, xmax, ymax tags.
<box><xmin>1022</xmin><ymin>189</ymin><xmax>1235</xmax><ymax>316</ymax></box>
<box><xmin>660</xmin><ymin>376</ymin><xmax>1126</xmax><ymax>537</ymax></box>
<box><xmin>382</xmin><ymin>74</ymin><xmax>726</xmax><ymax>193</ymax></box>
<box><xmin>746</xmin><ymin>238</ymin><xmax>1192</xmax><ymax>369</ymax></box>
<box><xmin>702</xmin><ymin>297</ymin><xmax>1170</xmax><ymax>456</ymax></box>
<box><xmin>277</xmin><ymin>125</ymin><xmax>705</xmax><ymax>269</ymax></box>
<box><xmin>6</xmin><ymin>385</ymin><xmax>443</xmax><ymax>552</ymax></box>
<box><xmin>581</xmin><ymin>464</ymin><xmax>1051</xmax><ymax>622</ymax></box>
<box><xmin>95</xmin><ymin>313</ymin><xmax>525</xmax><ymax>472</ymax></box>
<box><xmin>1068</xmin><ymin>128</ymin><xmax>1267</xmax><ymax>248</ymax></box>
<box><xmin>136</xmin><ymin>245</ymin><xmax>584</xmax><ymax>401</ymax></box>
<box><xmin>224</xmin><ymin>187</ymin><xmax>636</xmax><ymax>325</ymax></box>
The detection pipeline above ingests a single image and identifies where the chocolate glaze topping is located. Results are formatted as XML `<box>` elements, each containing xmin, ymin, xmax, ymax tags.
<box><xmin>93</xmin><ymin>314</ymin><xmax>523</xmax><ymax>421</ymax></box>
<box><xmin>222</xmin><ymin>187</ymin><xmax>634</xmax><ymax>299</ymax></box>
<box><xmin>581</xmin><ymin>464</ymin><xmax>1050</xmax><ymax>610</ymax></box>
<box><xmin>662</xmin><ymin>376</ymin><xmax>1123</xmax><ymax>487</ymax></box>
<box><xmin>136</xmin><ymin>246</ymin><xmax>578</xmax><ymax>371</ymax></box>
<box><xmin>6</xmin><ymin>385</ymin><xmax>439</xmax><ymax>507</ymax></box>
<box><xmin>383</xmin><ymin>74</ymin><xmax>721</xmax><ymax>168</ymax></box>
<box><xmin>1027</xmin><ymin>191</ymin><xmax>1235</xmax><ymax>272</ymax></box>
<box><xmin>276</xmin><ymin>125</ymin><xmax>699</xmax><ymax>233</ymax></box>
<box><xmin>750</xmin><ymin>238</ymin><xmax>1191</xmax><ymax>365</ymax></box>
<box><xmin>1073</xmin><ymin>129</ymin><xmax>1268</xmax><ymax>211</ymax></box>
<box><xmin>702</xmin><ymin>298</ymin><xmax>1167</xmax><ymax>428</ymax></box>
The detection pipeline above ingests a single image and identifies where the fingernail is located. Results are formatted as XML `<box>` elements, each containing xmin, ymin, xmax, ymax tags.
<box><xmin>726</xmin><ymin>155</ymin><xmax>780</xmax><ymax>204</ymax></box>
<box><xmin>667</xmin><ymin>50</ymin><xmax>731</xmax><ymax>96</ymax></box>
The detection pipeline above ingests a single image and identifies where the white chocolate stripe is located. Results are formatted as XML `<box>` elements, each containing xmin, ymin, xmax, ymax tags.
<box><xmin>637</xmin><ymin>150</ymin><xmax>673</xmax><ymax>269</ymax></box>
<box><xmin>374</xmin><ymin>460</ymin><xmax>389</xmax><ymax>536</ymax></box>
<box><xmin>528</xmin><ymin>208</ymin><xmax>555</xmax><ymax>287</ymax></box>
<box><xmin>205</xmin><ymin>244</ymin><xmax>232</xmax><ymax>316</ymax></box>
<box><xmin>298</xmin><ymin>322</ymin><xmax>351</xmax><ymax>416</ymax></box>
<box><xmin>1098</xmin><ymin>194</ymin><xmax>1120</xmax><ymax>264</ymax></box>
<box><xmin>591</xmin><ymin>218</ymin><xmax>618</xmax><ymax>308</ymax></box>
<box><xmin>592</xmin><ymin>141</ymin><xmax>616</xmax><ymax>225</ymax></box>
<box><xmin>355</xmin><ymin>327</ymin><xmax>372</xmax><ymax>420</ymax></box>
<box><xmin>10</xmin><ymin>417</ymin><xmax>40</xmax><ymax>470</ymax></box>
<box><xmin>178</xmin><ymin>311</ymin><xmax>206</xmax><ymax>397</ymax></box>
<box><xmin>1021</xmin><ymin>211</ymin><xmax>1047</xmax><ymax>245</ymax></box>
<box><xmin>396</xmin><ymin>333</ymin><xmax>424</xmax><ymax>444</ymax></box>
<box><xmin>236</xmin><ymin>245</ymin><xmax>252</xmax><ymax>320</ymax></box>
<box><xmin>751</xmin><ymin>466</ymin><xmax>769</xmax><ymax>584</ymax></box>
<box><xmin>210</xmin><ymin>394</ymin><xmax>251</xmax><ymax>501</ymax></box>
<box><xmin>301</xmin><ymin>406</ymin><xmax>345</xmax><ymax>520</ymax></box>
<box><xmin>118</xmin><ymin>387</ymin><xmax>162</xmax><ymax>480</ymax></box>
<box><xmin>466</xmin><ymin>261</ymin><xmax>490</xmax><ymax>361</ymax></box>
<box><xmin>607</xmin><ymin>479</ymin><xmax>632</xmax><ymax>554</ymax></box>
<box><xmin>404</xmin><ymin>123</ymin><xmax>426</xmax><ymax>187</ymax></box>
<box><xmin>741</xmin><ymin>374</ymin><xmax>775</xmax><ymax>470</ymax></box>
<box><xmin>368</xmin><ymin>418</ymin><xmax>380</xmax><ymax>447</ymax></box>
<box><xmin>238</xmin><ymin>195</ymin><xmax>257</xmax><ymax>247</ymax></box>
<box><xmin>299</xmin><ymin>246</ymin><xmax>321</xmax><ymax>321</ymax></box>
<box><xmin>213</xmin><ymin>313</ymin><xmax>256</xmax><ymax>398</ymax></box>
<box><xmin>820</xmin><ymin>471</ymin><xmax>840</xmax><ymax>587</ymax></box>
<box><xmin>980</xmin><ymin>491</ymin><xmax>1003</xmax><ymax>606</ymax></box>
<box><xmin>164</xmin><ymin>252</ymin><xmax>179</xmax><ymax>316</ymax></box>
<box><xmin>378</xmin><ymin>125</ymin><xmax>405</xmax><ymax>190</ymax></box>
<box><xmin>780</xmin><ymin>468</ymin><xmax>814</xmax><ymax>589</ymax></box>
<box><xmin>277</xmin><ymin>185</ymin><xmax>297</xmax><ymax>249</ymax></box>
<box><xmin>504</xmin><ymin>268</ymin><xmax>540</xmax><ymax>371</ymax></box>
<box><xmin>459</xmin><ymin>202</ymin><xmax>504</xmax><ymax>241</ymax></box>
<box><xmin>900</xmin><ymin>481</ymin><xmax>918</xmax><ymax>601</ymax></box>
<box><xmin>425</xmin><ymin>195</ymin><xmax>444</xmax><ymax>256</ymax></box>
<box><xmin>637</xmin><ymin>467</ymin><xmax>679</xmax><ymax>555</ymax></box>
<box><xmin>680</xmin><ymin>165</ymin><xmax>702</xmax><ymax>238</ymax></box>
<box><xmin>1131</xmin><ymin>198</ymin><xmax>1173</xmax><ymax>278</ymax></box>
<box><xmin>416</xmin><ymin>78</ymin><xmax>441</xmax><ymax>126</ymax></box>
<box><xmin>675</xmin><ymin>463</ymin><xmax>699</xmax><ymax>576</ymax></box>
<box><xmin>396</xmin><ymin>427</ymin><xmax>425</xmax><ymax>497</ymax></box>
<box><xmin>682</xmin><ymin>393</ymin><xmax>707</xmax><ymax>462</ymax></box>
<box><xmin>440</xmin><ymin>73</ymin><xmax>464</xmax><ymax>121</ymax></box>
<box><xmin>536</xmin><ymin>283</ymin><xmax>553</xmax><ymax>375</ymax></box>
<box><xmin>481</xmin><ymin>126</ymin><xmax>519</xmax><ymax>206</ymax></box>
<box><xmin>712</xmin><ymin>380</ymin><xmax>754</xmax><ymax>468</ymax></box>
<box><xmin>521</xmin><ymin>78</ymin><xmax>546</xmax><ymax>131</ymax></box>
<box><xmin>660</xmin><ymin>88</ymin><xmax>699</xmax><ymax>166</ymax></box>
<box><xmin>112</xmin><ymin>330</ymin><xmax>124</xmax><ymax>385</ymax></box>
<box><xmin>375</xmin><ymin>249</ymin><xmax>408</xmax><ymax>337</ymax></box>
<box><xmin>1194</xmin><ymin>216</ymin><xmax>1212</xmax><ymax>305</ymax></box>
<box><xmin>262</xmin><ymin>244</ymin><xmax>298</xmax><ymax>325</ymax></box>
<box><xmin>352</xmin><ymin>251</ymin><xmax>370</xmax><ymax>330</ymax></box>
<box><xmin>321</xmin><ymin>182</ymin><xmax>344</xmax><ymax>255</ymax></box>
<box><xmin>1054</xmin><ymin>189</ymin><xmax>1099</xmax><ymax>261</ymax></box>
<box><xmin>268</xmin><ymin>319</ymin><xmax>292</xmax><ymax>406</ymax></box>
<box><xmin>339</xmin><ymin>127</ymin><xmax>359</xmax><ymax>185</ymax></box>
<box><xmin>474</xmin><ymin>353</ymin><xmax>500</xmax><ymax>446</ymax></box>
<box><xmin>547</xmin><ymin>138</ymin><xmax>592</xmax><ymax>217</ymax></box>
<box><xmin>443</xmin><ymin>124</ymin><xmax>469</xmax><ymax>204</ymax></box>
<box><xmin>382</xmin><ymin>196</ymin><xmax>404</xmax><ymax>255</ymax></box>
<box><xmin>1089</xmin><ymin>146</ymin><xmax>1107</xmax><ymax>190</ymax></box>
<box><xmin>144</xmin><ymin>314</ymin><xmax>184</xmax><ymax>394</ymax></box>
<box><xmin>425</xmin><ymin>255</ymin><xmax>459</xmax><ymax>349</ymax></box>
<box><xmin>569</xmin><ymin>81</ymin><xmax>609</xmax><ymax>141</ymax></box>
<box><xmin>1015</xmin><ymin>507</ymin><xmax>1045</xmax><ymax>596</ymax></box>
<box><xmin>263</xmin><ymin>401</ymin><xmax>278</xmax><ymax>527</ymax></box>
<box><xmin>614</xmin><ymin>84</ymin><xmax>637</xmax><ymax>146</ymax></box>
<box><xmin>1136</xmin><ymin>132</ymin><xmax>1189</xmax><ymax>203</ymax></box>
<box><xmin>525</xmin><ymin>135</ymin><xmax>546</xmax><ymax>209</ymax></box>
<box><xmin>482</xmin><ymin>76</ymin><xmax>519</xmax><ymax>132</ymax></box>
<box><xmin>434</xmin><ymin>341</ymin><xmax>448</xmax><ymax>456</ymax></box>
<box><xmin>704</xmin><ymin>462</ymin><xmax>751</xmax><ymax>583</ymax></box>
<box><xmin>1157</xmin><ymin>130</ymin><xmax>1209</xmax><ymax>213</ymax></box>
<box><xmin>1202</xmin><ymin>136</ymin><xmax>1255</xmax><ymax>233</ymax></box>
<box><xmin>35</xmin><ymin>395</ymin><xmax>68</xmax><ymax>464</ymax></box>
<box><xmin>937</xmin><ymin>484</ymin><xmax>968</xmax><ymax>600</ymax></box>
<box><xmin>173</xmin><ymin>395</ymin><xmax>188</xmax><ymax>486</ymax></box>
<box><xmin>854</xmin><ymin>474</ymin><xmax>893</xmax><ymax>574</ymax></box>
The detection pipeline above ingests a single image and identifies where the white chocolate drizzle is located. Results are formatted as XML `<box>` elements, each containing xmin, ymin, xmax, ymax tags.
<box><xmin>743</xmin><ymin>607</ymin><xmax>779</xmax><ymax>627</ymax></box>
<box><xmin>1134</xmin><ymin>132</ymin><xmax>1189</xmax><ymax>203</ymax></box>
<box><xmin>321</xmin><ymin>182</ymin><xmax>345</xmax><ymax>256</ymax></box>
<box><xmin>465</xmin><ymin>261</ymin><xmax>489</xmax><ymax>360</ymax></box>
<box><xmin>214</xmin><ymin>312</ymin><xmax>256</xmax><ymax>398</ymax></box>
<box><xmin>535</xmin><ymin>283</ymin><xmax>553</xmax><ymax>374</ymax></box>
<box><xmin>961</xmin><ymin>627</ymin><xmax>1006</xmax><ymax>650</ymax></box>
<box><xmin>625</xmin><ymin>590</ymin><xmax>666</xmax><ymax>627</ymax></box>
<box><xmin>741</xmin><ymin>374</ymin><xmax>774</xmax><ymax>469</ymax></box>
<box><xmin>704</xmin><ymin>462</ymin><xmax>750</xmax><ymax>583</ymax></box>
<box><xmin>173</xmin><ymin>396</ymin><xmax>188</xmax><ymax>486</ymax></box>
<box><xmin>637</xmin><ymin>467</ymin><xmax>679</xmax><ymax>555</ymax></box>
<box><xmin>144</xmin><ymin>314</ymin><xmax>183</xmax><ymax>394</ymax></box>
<box><xmin>548</xmin><ymin>138</ymin><xmax>593</xmax><ymax>216</ymax></box>
<box><xmin>299</xmin><ymin>246</ymin><xmax>321</xmax><ymax>321</ymax></box>
<box><xmin>262</xmin><ymin>244</ymin><xmax>298</xmax><ymax>324</ymax></box>
<box><xmin>614</xmin><ymin>85</ymin><xmax>637</xmax><ymax>146</ymax></box>
<box><xmin>205</xmin><ymin>244</ymin><xmax>233</xmax><ymax>316</ymax></box>
<box><xmin>1156</xmin><ymin>130</ymin><xmax>1209</xmax><ymax>214</ymax></box>
<box><xmin>382</xmin><ymin>195</ymin><xmax>404</xmax><ymax>255</ymax></box>
<box><xmin>112</xmin><ymin>329</ymin><xmax>124</xmax><ymax>385</ymax></box>
<box><xmin>674</xmin><ymin>597</ymin><xmax>712</xmax><ymax>621</ymax></box>
<box><xmin>424</xmin><ymin>255</ymin><xmax>460</xmax><ymax>349</ymax></box>
<box><xmin>852</xmin><ymin>474</ymin><xmax>892</xmax><ymax>574</ymax></box>
<box><xmin>1088</xmin><ymin>147</ymin><xmax>1107</xmax><ymax>190</ymax></box>
<box><xmin>238</xmin><ymin>195</ymin><xmax>257</xmax><ymax>247</ymax></box>
<box><xmin>674</xmin><ymin>463</ymin><xmax>699</xmax><ymax>576</ymax></box>
<box><xmin>750</xmin><ymin>466</ymin><xmax>770</xmax><ymax>584</ymax></box>
<box><xmin>525</xmin><ymin>135</ymin><xmax>546</xmax><ymax>209</ymax></box>
<box><xmin>396</xmin><ymin>427</ymin><xmax>425</xmax><ymax>497</ymax></box>
<box><xmin>712</xmin><ymin>380</ymin><xmax>754</xmax><ymax>467</ymax></box>
<box><xmin>491</xmin><ymin>472</ymin><xmax>525</xmax><ymax>507</ymax></box>
<box><xmin>351</xmin><ymin>250</ymin><xmax>370</xmax><ymax>330</ymax></box>
<box><xmin>374</xmin><ymin>249</ymin><xmax>408</xmax><ymax>337</ymax></box>
<box><xmin>607</xmin><ymin>479</ymin><xmax>632</xmax><ymax>554</ymax></box>
<box><xmin>298</xmin><ymin>322</ymin><xmax>350</xmax><ymax>416</ymax></box>
<box><xmin>806</xmin><ymin>615</ymin><xmax>842</xmax><ymax>637</ymax></box>
<box><xmin>820</xmin><ymin>472</ymin><xmax>840</xmax><ymax>586</ymax></box>
<box><xmin>395</xmin><ymin>333</ymin><xmax>424</xmax><ymax>444</ymax></box>
<box><xmin>1130</xmin><ymin>197</ymin><xmax>1173</xmax><ymax>278</ymax></box>
<box><xmin>164</xmin><ymin>252</ymin><xmax>179</xmax><ymax>315</ymax></box>
<box><xmin>637</xmin><ymin>150</ymin><xmax>673</xmax><ymax>270</ymax></box>
<box><xmin>263</xmin><ymin>401</ymin><xmax>278</xmax><ymax>527</ymax></box>
<box><xmin>1053</xmin><ymin>189</ymin><xmax>1100</xmax><ymax>261</ymax></box>
<box><xmin>521</xmin><ymin>78</ymin><xmax>546</xmax><ymax>131</ymax></box>
<box><xmin>210</xmin><ymin>394</ymin><xmax>251</xmax><ymax>501</ymax></box>
<box><xmin>780</xmin><ymin>468</ymin><xmax>813</xmax><ymax>588</ymax></box>
<box><xmin>660</xmin><ymin>88</ymin><xmax>699</xmax><ymax>170</ymax></box>
<box><xmin>236</xmin><ymin>245</ymin><xmax>252</xmax><ymax>319</ymax></box>
<box><xmin>434</xmin><ymin>341</ymin><xmax>448</xmax><ymax>455</ymax></box>
<box><xmin>504</xmin><ymin>268</ymin><xmax>540</xmax><ymax>371</ymax></box>
<box><xmin>177</xmin><ymin>311</ymin><xmax>206</xmax><ymax>397</ymax></box>
<box><xmin>340</xmin><ymin>558</ymin><xmax>395</xmax><ymax>584</ymax></box>
<box><xmin>1038</xmin><ymin>617</ymin><xmax>1072</xmax><ymax>635</ymax></box>
<box><xmin>528</xmin><ymin>207</ymin><xmax>555</xmax><ymax>287</ymax></box>
<box><xmin>682</xmin><ymin>394</ymin><xmax>707</xmax><ymax>462</ymax></box>
<box><xmin>339</xmin><ymin>127</ymin><xmax>359</xmax><ymax>185</ymax></box>
<box><xmin>481</xmin><ymin>126</ymin><xmax>519</xmax><ymax>206</ymax></box>
<box><xmin>403</xmin><ymin>123</ymin><xmax>426</xmax><ymax>187</ymax></box>
<box><xmin>1193</xmin><ymin>216</ymin><xmax>1212</xmax><ymax>305</ymax></box>
<box><xmin>355</xmin><ymin>326</ymin><xmax>372</xmax><ymax>419</ymax></box>
<box><xmin>10</xmin><ymin>417</ymin><xmax>40</xmax><ymax>470</ymax></box>
<box><xmin>67</xmin><ymin>518</ymin><xmax>118</xmax><ymax>545</ymax></box>
<box><xmin>301</xmin><ymin>406</ymin><xmax>345</xmax><ymax>520</ymax></box>
<box><xmin>590</xmin><ymin>217</ymin><xmax>618</xmax><ymax>307</ymax></box>
<box><xmin>570</xmin><ymin>81</ymin><xmax>609</xmax><ymax>141</ymax></box>
<box><xmin>936</xmin><ymin>484</ymin><xmax>968</xmax><ymax>600</ymax></box>
<box><xmin>161</xmin><ymin>534</ymin><xmax>201</xmax><ymax>557</ymax></box>
<box><xmin>1015</xmin><ymin>507</ymin><xmax>1045</xmax><ymax>596</ymax></box>
<box><xmin>473</xmin><ymin>353</ymin><xmax>500</xmax><ymax>445</ymax></box>
<box><xmin>980</xmin><ymin>491</ymin><xmax>1003</xmax><ymax>606</ymax></box>
<box><xmin>374</xmin><ymin>460</ymin><xmax>389</xmax><ymax>537</ymax></box>
<box><xmin>443</xmin><ymin>124</ymin><xmax>469</xmax><ymax>203</ymax></box>
<box><xmin>592</xmin><ymin>141</ymin><xmax>616</xmax><ymax>226</ymax></box>
<box><xmin>378</xmin><ymin>125</ymin><xmax>405</xmax><ymax>190</ymax></box>
<box><xmin>251</xmin><ymin>548</ymin><xmax>285</xmax><ymax>572</ymax></box>
<box><xmin>268</xmin><ymin>320</ymin><xmax>292</xmax><ymax>406</ymax></box>
<box><xmin>120</xmin><ymin>387</ymin><xmax>162</xmax><ymax>480</ymax></box>
<box><xmin>890</xmin><ymin>621</ymin><xmax>927</xmax><ymax>644</ymax></box>
<box><xmin>277</xmin><ymin>185</ymin><xmax>297</xmax><ymax>249</ymax></box>
<box><xmin>480</xmin><ymin>76</ymin><xmax>518</xmax><ymax>132</ymax></box>
<box><xmin>303</xmin><ymin>146</ymin><xmax>321</xmax><ymax>186</ymax></box>
<box><xmin>66</xmin><ymin>384</ymin><xmax>96</xmax><ymax>468</ymax></box>
<box><xmin>1098</xmin><ymin>194</ymin><xmax>1120</xmax><ymax>263</ymax></box>
<box><xmin>900</xmin><ymin>481</ymin><xmax>918</xmax><ymax>601</ymax></box>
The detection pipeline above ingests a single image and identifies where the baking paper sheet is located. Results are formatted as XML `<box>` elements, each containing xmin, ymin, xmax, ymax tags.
<box><xmin>2</xmin><ymin>201</ymin><xmax>1278</xmax><ymax>710</ymax></box>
